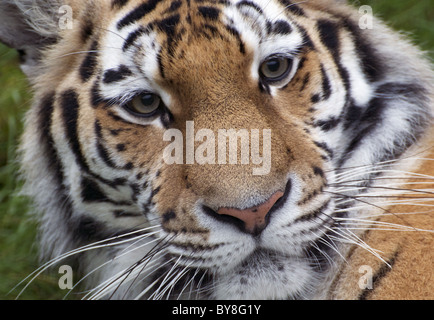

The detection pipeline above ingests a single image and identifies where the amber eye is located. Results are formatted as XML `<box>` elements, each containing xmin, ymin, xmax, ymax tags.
<box><xmin>260</xmin><ymin>57</ymin><xmax>293</xmax><ymax>83</ymax></box>
<box><xmin>126</xmin><ymin>93</ymin><xmax>161</xmax><ymax>116</ymax></box>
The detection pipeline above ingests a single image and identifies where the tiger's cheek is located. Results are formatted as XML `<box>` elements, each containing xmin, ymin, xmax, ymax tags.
<box><xmin>88</xmin><ymin>110</ymin><xmax>164</xmax><ymax>167</ymax></box>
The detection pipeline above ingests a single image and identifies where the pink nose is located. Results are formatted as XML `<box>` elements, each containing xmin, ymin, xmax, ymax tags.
<box><xmin>217</xmin><ymin>191</ymin><xmax>284</xmax><ymax>234</ymax></box>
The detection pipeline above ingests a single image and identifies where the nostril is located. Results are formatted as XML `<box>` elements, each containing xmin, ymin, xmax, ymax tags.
<box><xmin>202</xmin><ymin>179</ymin><xmax>292</xmax><ymax>236</ymax></box>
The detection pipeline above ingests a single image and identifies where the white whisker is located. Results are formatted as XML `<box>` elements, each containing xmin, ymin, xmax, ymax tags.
<box><xmin>325</xmin><ymin>226</ymin><xmax>390</xmax><ymax>267</ymax></box>
<box><xmin>12</xmin><ymin>225</ymin><xmax>160</xmax><ymax>299</ymax></box>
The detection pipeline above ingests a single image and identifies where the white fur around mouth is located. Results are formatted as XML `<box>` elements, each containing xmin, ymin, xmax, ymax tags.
<box><xmin>210</xmin><ymin>249</ymin><xmax>315</xmax><ymax>299</ymax></box>
<box><xmin>160</xmin><ymin>247</ymin><xmax>315</xmax><ymax>300</ymax></box>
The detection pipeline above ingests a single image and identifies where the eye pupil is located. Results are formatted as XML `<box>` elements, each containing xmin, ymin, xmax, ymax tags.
<box><xmin>266</xmin><ymin>59</ymin><xmax>281</xmax><ymax>73</ymax></box>
<box><xmin>141</xmin><ymin>94</ymin><xmax>155</xmax><ymax>106</ymax></box>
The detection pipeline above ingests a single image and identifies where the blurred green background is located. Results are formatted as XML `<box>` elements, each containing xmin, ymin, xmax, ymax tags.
<box><xmin>0</xmin><ymin>1</ymin><xmax>433</xmax><ymax>300</ymax></box>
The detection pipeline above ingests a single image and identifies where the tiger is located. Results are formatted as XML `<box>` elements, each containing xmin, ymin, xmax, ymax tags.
<box><xmin>1</xmin><ymin>0</ymin><xmax>433</xmax><ymax>300</ymax></box>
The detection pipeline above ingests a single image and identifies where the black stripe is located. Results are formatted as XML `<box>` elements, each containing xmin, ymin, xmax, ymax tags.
<box><xmin>123</xmin><ymin>26</ymin><xmax>149</xmax><ymax>51</ymax></box>
<box><xmin>60</xmin><ymin>89</ymin><xmax>90</xmax><ymax>172</ymax></box>
<box><xmin>37</xmin><ymin>93</ymin><xmax>74</xmax><ymax>221</ymax></box>
<box><xmin>320</xmin><ymin>64</ymin><xmax>332</xmax><ymax>100</ymax></box>
<box><xmin>160</xmin><ymin>105</ymin><xmax>174</xmax><ymax>129</ymax></box>
<box><xmin>90</xmin><ymin>79</ymin><xmax>109</xmax><ymax>108</ymax></box>
<box><xmin>96</xmin><ymin>121</ymin><xmax>137</xmax><ymax>170</ymax></box>
<box><xmin>299</xmin><ymin>72</ymin><xmax>310</xmax><ymax>92</ymax></box>
<box><xmin>94</xmin><ymin>120</ymin><xmax>119</xmax><ymax>168</ymax></box>
<box><xmin>259</xmin><ymin>79</ymin><xmax>271</xmax><ymax>95</ymax></box>
<box><xmin>225</xmin><ymin>25</ymin><xmax>246</xmax><ymax>55</ymax></box>
<box><xmin>376</xmin><ymin>82</ymin><xmax>426</xmax><ymax>99</ymax></box>
<box><xmin>72</xmin><ymin>215</ymin><xmax>146</xmax><ymax>243</ymax></box>
<box><xmin>337</xmin><ymin>65</ymin><xmax>351</xmax><ymax>94</ymax></box>
<box><xmin>112</xmin><ymin>0</ymin><xmax>130</xmax><ymax>9</ymax></box>
<box><xmin>343</xmin><ymin>101</ymin><xmax>362</xmax><ymax>130</ymax></box>
<box><xmin>340</xmin><ymin>17</ymin><xmax>384</xmax><ymax>82</ymax></box>
<box><xmin>340</xmin><ymin>83</ymin><xmax>428</xmax><ymax>167</ymax></box>
<box><xmin>314</xmin><ymin>116</ymin><xmax>341</xmax><ymax>132</ymax></box>
<box><xmin>103</xmin><ymin>65</ymin><xmax>133</xmax><ymax>84</ymax></box>
<box><xmin>37</xmin><ymin>93</ymin><xmax>64</xmax><ymax>189</ymax></box>
<box><xmin>81</xmin><ymin>176</ymin><xmax>133</xmax><ymax>205</ymax></box>
<box><xmin>130</xmin><ymin>182</ymin><xmax>140</xmax><ymax>202</ymax></box>
<box><xmin>79</xmin><ymin>41</ymin><xmax>98</xmax><ymax>82</ymax></box>
<box><xmin>117</xmin><ymin>0</ymin><xmax>163</xmax><ymax>29</ymax></box>
<box><xmin>297</xmin><ymin>56</ymin><xmax>307</xmax><ymax>70</ymax></box>
<box><xmin>314</xmin><ymin>141</ymin><xmax>334</xmax><ymax>159</ymax></box>
<box><xmin>268</xmin><ymin>20</ymin><xmax>292</xmax><ymax>35</ymax></box>
<box><xmin>317</xmin><ymin>19</ymin><xmax>351</xmax><ymax>108</ymax></box>
<box><xmin>311</xmin><ymin>93</ymin><xmax>321</xmax><ymax>103</ymax></box>
<box><xmin>60</xmin><ymin>91</ymin><xmax>128</xmax><ymax>189</ymax></box>
<box><xmin>294</xmin><ymin>23</ymin><xmax>314</xmax><ymax>50</ymax></box>
<box><xmin>72</xmin><ymin>216</ymin><xmax>106</xmax><ymax>242</ymax></box>
<box><xmin>317</xmin><ymin>19</ymin><xmax>339</xmax><ymax>56</ymax></box>
<box><xmin>157</xmin><ymin>50</ymin><xmax>165</xmax><ymax>78</ymax></box>
<box><xmin>116</xmin><ymin>144</ymin><xmax>126</xmax><ymax>151</ymax></box>
<box><xmin>294</xmin><ymin>199</ymin><xmax>331</xmax><ymax>223</ymax></box>
<box><xmin>198</xmin><ymin>6</ymin><xmax>220</xmax><ymax>20</ymax></box>
<box><xmin>153</xmin><ymin>14</ymin><xmax>181</xmax><ymax>56</ymax></box>
<box><xmin>81</xmin><ymin>176</ymin><xmax>108</xmax><ymax>202</ymax></box>
<box><xmin>154</xmin><ymin>14</ymin><xmax>180</xmax><ymax>35</ymax></box>
<box><xmin>203</xmin><ymin>24</ymin><xmax>219</xmax><ymax>36</ymax></box>
<box><xmin>151</xmin><ymin>185</ymin><xmax>161</xmax><ymax>199</ymax></box>
<box><xmin>80</xmin><ymin>18</ymin><xmax>94</xmax><ymax>43</ymax></box>
<box><xmin>340</xmin><ymin>99</ymin><xmax>384</xmax><ymax>161</ymax></box>
<box><xmin>163</xmin><ymin>210</ymin><xmax>177</xmax><ymax>223</ymax></box>
<box><xmin>165</xmin><ymin>0</ymin><xmax>182</xmax><ymax>13</ymax></box>
<box><xmin>113</xmin><ymin>210</ymin><xmax>142</xmax><ymax>218</ymax></box>
<box><xmin>193</xmin><ymin>0</ymin><xmax>229</xmax><ymax>4</ymax></box>
<box><xmin>313</xmin><ymin>166</ymin><xmax>325</xmax><ymax>178</ymax></box>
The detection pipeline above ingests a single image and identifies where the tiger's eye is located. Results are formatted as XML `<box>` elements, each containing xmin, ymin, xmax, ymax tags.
<box><xmin>260</xmin><ymin>57</ymin><xmax>292</xmax><ymax>82</ymax></box>
<box><xmin>127</xmin><ymin>93</ymin><xmax>161</xmax><ymax>116</ymax></box>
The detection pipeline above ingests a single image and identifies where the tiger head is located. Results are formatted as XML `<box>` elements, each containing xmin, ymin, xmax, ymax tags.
<box><xmin>1</xmin><ymin>0</ymin><xmax>433</xmax><ymax>299</ymax></box>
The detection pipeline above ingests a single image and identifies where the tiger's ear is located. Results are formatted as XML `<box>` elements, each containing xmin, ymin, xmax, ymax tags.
<box><xmin>0</xmin><ymin>0</ymin><xmax>63</xmax><ymax>78</ymax></box>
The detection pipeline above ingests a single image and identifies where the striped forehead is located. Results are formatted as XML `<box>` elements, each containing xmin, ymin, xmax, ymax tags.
<box><xmin>99</xmin><ymin>0</ymin><xmax>304</xmax><ymax>99</ymax></box>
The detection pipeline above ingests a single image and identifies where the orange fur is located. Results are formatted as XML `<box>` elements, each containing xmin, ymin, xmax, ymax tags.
<box><xmin>328</xmin><ymin>134</ymin><xmax>434</xmax><ymax>300</ymax></box>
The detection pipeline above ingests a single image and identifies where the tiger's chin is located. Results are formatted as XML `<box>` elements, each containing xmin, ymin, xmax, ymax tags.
<box><xmin>210</xmin><ymin>250</ymin><xmax>316</xmax><ymax>300</ymax></box>
<box><xmin>160</xmin><ymin>249</ymin><xmax>317</xmax><ymax>300</ymax></box>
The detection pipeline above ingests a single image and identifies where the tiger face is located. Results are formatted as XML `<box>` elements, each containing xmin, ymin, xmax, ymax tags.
<box><xmin>1</xmin><ymin>0</ymin><xmax>433</xmax><ymax>299</ymax></box>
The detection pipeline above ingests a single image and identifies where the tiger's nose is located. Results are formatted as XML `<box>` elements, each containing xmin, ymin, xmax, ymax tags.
<box><xmin>217</xmin><ymin>190</ymin><xmax>284</xmax><ymax>235</ymax></box>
